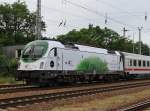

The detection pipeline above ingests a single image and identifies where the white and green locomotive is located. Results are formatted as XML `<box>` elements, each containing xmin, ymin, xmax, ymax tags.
<box><xmin>17</xmin><ymin>40</ymin><xmax>150</xmax><ymax>85</ymax></box>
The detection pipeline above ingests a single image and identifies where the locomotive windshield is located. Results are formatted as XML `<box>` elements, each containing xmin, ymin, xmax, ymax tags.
<box><xmin>22</xmin><ymin>41</ymin><xmax>48</xmax><ymax>62</ymax></box>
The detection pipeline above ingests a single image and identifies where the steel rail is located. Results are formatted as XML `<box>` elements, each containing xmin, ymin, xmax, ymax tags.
<box><xmin>117</xmin><ymin>99</ymin><xmax>150</xmax><ymax>111</ymax></box>
<box><xmin>0</xmin><ymin>84</ymin><xmax>25</xmax><ymax>89</ymax></box>
<box><xmin>0</xmin><ymin>86</ymin><xmax>38</xmax><ymax>94</ymax></box>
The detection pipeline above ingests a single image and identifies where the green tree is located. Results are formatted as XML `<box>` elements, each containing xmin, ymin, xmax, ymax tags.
<box><xmin>0</xmin><ymin>0</ymin><xmax>46</xmax><ymax>46</ymax></box>
<box><xmin>57</xmin><ymin>25</ymin><xmax>150</xmax><ymax>55</ymax></box>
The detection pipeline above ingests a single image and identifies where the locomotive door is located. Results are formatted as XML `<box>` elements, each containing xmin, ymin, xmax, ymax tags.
<box><xmin>49</xmin><ymin>48</ymin><xmax>58</xmax><ymax>70</ymax></box>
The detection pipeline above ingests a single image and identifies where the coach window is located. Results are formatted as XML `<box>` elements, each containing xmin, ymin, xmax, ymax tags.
<box><xmin>143</xmin><ymin>61</ymin><xmax>146</xmax><ymax>67</ymax></box>
<box><xmin>147</xmin><ymin>61</ymin><xmax>149</xmax><ymax>67</ymax></box>
<box><xmin>138</xmin><ymin>60</ymin><xmax>141</xmax><ymax>67</ymax></box>
<box><xmin>133</xmin><ymin>60</ymin><xmax>137</xmax><ymax>67</ymax></box>
<box><xmin>128</xmin><ymin>59</ymin><xmax>130</xmax><ymax>66</ymax></box>
<box><xmin>129</xmin><ymin>60</ymin><xmax>132</xmax><ymax>66</ymax></box>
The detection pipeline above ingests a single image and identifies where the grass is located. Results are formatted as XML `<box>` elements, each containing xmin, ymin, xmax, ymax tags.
<box><xmin>0</xmin><ymin>76</ymin><xmax>15</xmax><ymax>84</ymax></box>
<box><xmin>0</xmin><ymin>73</ymin><xmax>21</xmax><ymax>84</ymax></box>
<box><xmin>50</xmin><ymin>89</ymin><xmax>150</xmax><ymax>111</ymax></box>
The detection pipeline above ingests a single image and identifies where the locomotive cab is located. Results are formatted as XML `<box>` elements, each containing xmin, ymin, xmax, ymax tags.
<box><xmin>18</xmin><ymin>40</ymin><xmax>49</xmax><ymax>70</ymax></box>
<box><xmin>16</xmin><ymin>40</ymin><xmax>63</xmax><ymax>85</ymax></box>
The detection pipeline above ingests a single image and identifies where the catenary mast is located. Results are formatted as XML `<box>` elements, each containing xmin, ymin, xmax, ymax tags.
<box><xmin>36</xmin><ymin>0</ymin><xmax>42</xmax><ymax>40</ymax></box>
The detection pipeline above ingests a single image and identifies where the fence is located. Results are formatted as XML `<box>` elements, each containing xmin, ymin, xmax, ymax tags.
<box><xmin>2</xmin><ymin>45</ymin><xmax>24</xmax><ymax>59</ymax></box>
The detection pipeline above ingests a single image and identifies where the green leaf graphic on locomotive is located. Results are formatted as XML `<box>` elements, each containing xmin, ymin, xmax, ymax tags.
<box><xmin>76</xmin><ymin>57</ymin><xmax>108</xmax><ymax>74</ymax></box>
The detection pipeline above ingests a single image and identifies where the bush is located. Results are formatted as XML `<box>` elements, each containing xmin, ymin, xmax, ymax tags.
<box><xmin>9</xmin><ymin>58</ymin><xmax>18</xmax><ymax>74</ymax></box>
<box><xmin>0</xmin><ymin>45</ymin><xmax>2</xmax><ymax>54</ymax></box>
<box><xmin>0</xmin><ymin>74</ymin><xmax>16</xmax><ymax>84</ymax></box>
<box><xmin>0</xmin><ymin>55</ymin><xmax>9</xmax><ymax>73</ymax></box>
<box><xmin>0</xmin><ymin>54</ymin><xmax>18</xmax><ymax>76</ymax></box>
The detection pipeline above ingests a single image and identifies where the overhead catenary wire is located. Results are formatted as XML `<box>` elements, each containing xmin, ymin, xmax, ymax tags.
<box><xmin>61</xmin><ymin>0</ymin><xmax>67</xmax><ymax>27</ymax></box>
<box><xmin>65</xmin><ymin>0</ymin><xmax>138</xmax><ymax>29</ymax></box>
<box><xmin>31</xmin><ymin>0</ymin><xmax>150</xmax><ymax>32</ymax></box>
<box><xmin>31</xmin><ymin>0</ymin><xmax>106</xmax><ymax>25</ymax></box>
<box><xmin>29</xmin><ymin>0</ymin><xmax>150</xmax><ymax>43</ymax></box>
<box><xmin>44</xmin><ymin>18</ymin><xmax>80</xmax><ymax>29</ymax></box>
<box><xmin>96</xmin><ymin>0</ymin><xmax>142</xmax><ymax>18</ymax></box>
<box><xmin>95</xmin><ymin>0</ymin><xmax>150</xmax><ymax>33</ymax></box>
<box><xmin>30</xmin><ymin>0</ymin><xmax>103</xmax><ymax>28</ymax></box>
<box><xmin>65</xmin><ymin>0</ymin><xmax>150</xmax><ymax>44</ymax></box>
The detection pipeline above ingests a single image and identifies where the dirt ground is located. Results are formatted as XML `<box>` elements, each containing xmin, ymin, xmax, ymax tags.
<box><xmin>12</xmin><ymin>85</ymin><xmax>150</xmax><ymax>111</ymax></box>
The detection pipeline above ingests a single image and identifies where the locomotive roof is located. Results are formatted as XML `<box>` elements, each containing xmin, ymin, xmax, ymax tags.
<box><xmin>46</xmin><ymin>40</ymin><xmax>120</xmax><ymax>55</ymax></box>
<box><xmin>75</xmin><ymin>44</ymin><xmax>108</xmax><ymax>54</ymax></box>
<box><xmin>31</xmin><ymin>40</ymin><xmax>120</xmax><ymax>55</ymax></box>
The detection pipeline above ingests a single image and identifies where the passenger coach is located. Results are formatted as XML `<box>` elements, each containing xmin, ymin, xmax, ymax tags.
<box><xmin>123</xmin><ymin>52</ymin><xmax>150</xmax><ymax>75</ymax></box>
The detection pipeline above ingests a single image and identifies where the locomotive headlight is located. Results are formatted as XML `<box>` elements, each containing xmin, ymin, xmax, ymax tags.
<box><xmin>40</xmin><ymin>62</ymin><xmax>44</xmax><ymax>69</ymax></box>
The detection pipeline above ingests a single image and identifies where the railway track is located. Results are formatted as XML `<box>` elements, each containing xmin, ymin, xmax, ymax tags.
<box><xmin>0</xmin><ymin>82</ymin><xmax>110</xmax><ymax>94</ymax></box>
<box><xmin>143</xmin><ymin>107</ymin><xmax>150</xmax><ymax>111</ymax></box>
<box><xmin>0</xmin><ymin>84</ymin><xmax>25</xmax><ymax>89</ymax></box>
<box><xmin>0</xmin><ymin>79</ymin><xmax>149</xmax><ymax>94</ymax></box>
<box><xmin>117</xmin><ymin>99</ymin><xmax>150</xmax><ymax>111</ymax></box>
<box><xmin>0</xmin><ymin>81</ymin><xmax>150</xmax><ymax>109</ymax></box>
<box><xmin>0</xmin><ymin>84</ymin><xmax>41</xmax><ymax>94</ymax></box>
<box><xmin>0</xmin><ymin>85</ymin><xmax>38</xmax><ymax>94</ymax></box>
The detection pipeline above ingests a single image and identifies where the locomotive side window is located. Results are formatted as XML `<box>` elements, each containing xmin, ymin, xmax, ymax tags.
<box><xmin>138</xmin><ymin>60</ymin><xmax>141</xmax><ymax>67</ymax></box>
<box><xmin>54</xmin><ymin>48</ymin><xmax>57</xmax><ymax>56</ymax></box>
<box><xmin>133</xmin><ymin>60</ymin><xmax>137</xmax><ymax>67</ymax></box>
<box><xmin>49</xmin><ymin>48</ymin><xmax>57</xmax><ymax>57</ymax></box>
<box><xmin>147</xmin><ymin>61</ymin><xmax>150</xmax><ymax>67</ymax></box>
<box><xmin>143</xmin><ymin>61</ymin><xmax>146</xmax><ymax>67</ymax></box>
<box><xmin>49</xmin><ymin>49</ymin><xmax>55</xmax><ymax>57</ymax></box>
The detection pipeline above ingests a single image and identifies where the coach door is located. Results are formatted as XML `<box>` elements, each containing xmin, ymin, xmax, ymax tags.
<box><xmin>49</xmin><ymin>48</ymin><xmax>58</xmax><ymax>70</ymax></box>
<box><xmin>119</xmin><ymin>55</ymin><xmax>124</xmax><ymax>71</ymax></box>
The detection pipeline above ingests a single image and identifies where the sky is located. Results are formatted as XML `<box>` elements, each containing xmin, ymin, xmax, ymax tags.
<box><xmin>0</xmin><ymin>0</ymin><xmax>150</xmax><ymax>45</ymax></box>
